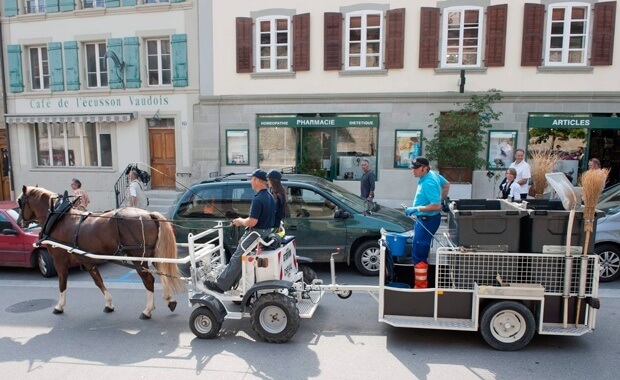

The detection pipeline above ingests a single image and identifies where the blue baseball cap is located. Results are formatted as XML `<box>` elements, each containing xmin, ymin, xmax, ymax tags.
<box><xmin>267</xmin><ymin>169</ymin><xmax>282</xmax><ymax>180</ymax></box>
<box><xmin>248</xmin><ymin>169</ymin><xmax>267</xmax><ymax>181</ymax></box>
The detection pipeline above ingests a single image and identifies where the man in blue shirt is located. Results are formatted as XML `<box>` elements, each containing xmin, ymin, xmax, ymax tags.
<box><xmin>204</xmin><ymin>169</ymin><xmax>275</xmax><ymax>293</ymax></box>
<box><xmin>405</xmin><ymin>157</ymin><xmax>450</xmax><ymax>288</ymax></box>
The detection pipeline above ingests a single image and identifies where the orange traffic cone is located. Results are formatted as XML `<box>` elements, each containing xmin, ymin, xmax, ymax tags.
<box><xmin>414</xmin><ymin>262</ymin><xmax>428</xmax><ymax>289</ymax></box>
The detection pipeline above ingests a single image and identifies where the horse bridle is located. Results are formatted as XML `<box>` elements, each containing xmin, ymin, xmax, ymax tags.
<box><xmin>17</xmin><ymin>194</ymin><xmax>47</xmax><ymax>226</ymax></box>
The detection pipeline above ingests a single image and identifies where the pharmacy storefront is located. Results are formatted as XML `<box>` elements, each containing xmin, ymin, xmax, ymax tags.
<box><xmin>5</xmin><ymin>93</ymin><xmax>193</xmax><ymax>209</ymax></box>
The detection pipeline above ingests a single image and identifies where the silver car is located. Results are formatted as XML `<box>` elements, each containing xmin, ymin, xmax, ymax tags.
<box><xmin>596</xmin><ymin>184</ymin><xmax>620</xmax><ymax>282</ymax></box>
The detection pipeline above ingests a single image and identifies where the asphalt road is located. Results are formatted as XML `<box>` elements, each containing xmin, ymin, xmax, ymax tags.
<box><xmin>1</xmin><ymin>262</ymin><xmax>620</xmax><ymax>379</ymax></box>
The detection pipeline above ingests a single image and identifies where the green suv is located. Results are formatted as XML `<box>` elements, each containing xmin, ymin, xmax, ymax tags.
<box><xmin>172</xmin><ymin>173</ymin><xmax>412</xmax><ymax>275</ymax></box>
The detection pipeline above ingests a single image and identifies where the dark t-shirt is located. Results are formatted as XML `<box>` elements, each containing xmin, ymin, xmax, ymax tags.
<box><xmin>272</xmin><ymin>191</ymin><xmax>286</xmax><ymax>228</ymax></box>
<box><xmin>249</xmin><ymin>188</ymin><xmax>275</xmax><ymax>229</ymax></box>
<box><xmin>360</xmin><ymin>170</ymin><xmax>376</xmax><ymax>199</ymax></box>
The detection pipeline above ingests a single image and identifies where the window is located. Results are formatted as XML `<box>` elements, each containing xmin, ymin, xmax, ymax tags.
<box><xmin>176</xmin><ymin>186</ymin><xmax>226</xmax><ymax>219</ymax></box>
<box><xmin>145</xmin><ymin>0</ymin><xmax>170</xmax><ymax>3</ymax></box>
<box><xmin>83</xmin><ymin>0</ymin><xmax>105</xmax><ymax>8</ymax></box>
<box><xmin>441</xmin><ymin>7</ymin><xmax>482</xmax><ymax>67</ymax></box>
<box><xmin>256</xmin><ymin>16</ymin><xmax>291</xmax><ymax>72</ymax></box>
<box><xmin>35</xmin><ymin>122</ymin><xmax>112</xmax><ymax>167</ymax></box>
<box><xmin>288</xmin><ymin>187</ymin><xmax>335</xmax><ymax>218</ymax></box>
<box><xmin>345</xmin><ymin>11</ymin><xmax>383</xmax><ymax>70</ymax></box>
<box><xmin>545</xmin><ymin>3</ymin><xmax>590</xmax><ymax>66</ymax></box>
<box><xmin>85</xmin><ymin>42</ymin><xmax>108</xmax><ymax>88</ymax></box>
<box><xmin>25</xmin><ymin>0</ymin><xmax>46</xmax><ymax>14</ymax></box>
<box><xmin>146</xmin><ymin>39</ymin><xmax>171</xmax><ymax>86</ymax></box>
<box><xmin>29</xmin><ymin>46</ymin><xmax>49</xmax><ymax>91</ymax></box>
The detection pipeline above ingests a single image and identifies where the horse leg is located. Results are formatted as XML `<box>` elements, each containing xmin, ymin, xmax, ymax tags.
<box><xmin>136</xmin><ymin>266</ymin><xmax>156</xmax><ymax>319</ymax></box>
<box><xmin>83</xmin><ymin>264</ymin><xmax>114</xmax><ymax>313</ymax></box>
<box><xmin>50</xmin><ymin>249</ymin><xmax>69</xmax><ymax>314</ymax></box>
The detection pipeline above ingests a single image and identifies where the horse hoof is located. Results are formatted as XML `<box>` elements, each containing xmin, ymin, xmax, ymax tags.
<box><xmin>52</xmin><ymin>308</ymin><xmax>64</xmax><ymax>315</ymax></box>
<box><xmin>168</xmin><ymin>301</ymin><xmax>177</xmax><ymax>312</ymax></box>
<box><xmin>103</xmin><ymin>306</ymin><xmax>115</xmax><ymax>313</ymax></box>
<box><xmin>139</xmin><ymin>313</ymin><xmax>151</xmax><ymax>320</ymax></box>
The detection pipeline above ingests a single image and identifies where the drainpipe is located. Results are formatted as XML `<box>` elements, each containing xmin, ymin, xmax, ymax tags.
<box><xmin>0</xmin><ymin>18</ymin><xmax>15</xmax><ymax>198</ymax></box>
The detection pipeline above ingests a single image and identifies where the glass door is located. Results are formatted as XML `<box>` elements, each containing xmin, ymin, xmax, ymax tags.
<box><xmin>298</xmin><ymin>128</ymin><xmax>332</xmax><ymax>179</ymax></box>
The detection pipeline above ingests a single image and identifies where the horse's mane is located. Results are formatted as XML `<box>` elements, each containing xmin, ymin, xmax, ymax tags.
<box><xmin>27</xmin><ymin>186</ymin><xmax>56</xmax><ymax>202</ymax></box>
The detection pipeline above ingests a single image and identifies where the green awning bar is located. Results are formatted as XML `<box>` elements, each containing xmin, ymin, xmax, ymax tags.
<box><xmin>528</xmin><ymin>115</ymin><xmax>620</xmax><ymax>129</ymax></box>
<box><xmin>257</xmin><ymin>115</ymin><xmax>379</xmax><ymax>128</ymax></box>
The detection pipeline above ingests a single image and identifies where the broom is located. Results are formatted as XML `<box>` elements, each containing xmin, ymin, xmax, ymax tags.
<box><xmin>575</xmin><ymin>168</ymin><xmax>609</xmax><ymax>327</ymax></box>
<box><xmin>530</xmin><ymin>151</ymin><xmax>560</xmax><ymax>199</ymax></box>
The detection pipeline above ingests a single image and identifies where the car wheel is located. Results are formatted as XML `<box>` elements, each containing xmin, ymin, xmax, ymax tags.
<box><xmin>37</xmin><ymin>249</ymin><xmax>57</xmax><ymax>278</ymax></box>
<box><xmin>354</xmin><ymin>240</ymin><xmax>381</xmax><ymax>276</ymax></box>
<box><xmin>596</xmin><ymin>244</ymin><xmax>620</xmax><ymax>282</ymax></box>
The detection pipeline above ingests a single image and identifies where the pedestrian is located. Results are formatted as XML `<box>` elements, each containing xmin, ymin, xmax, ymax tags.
<box><xmin>204</xmin><ymin>169</ymin><xmax>275</xmax><ymax>293</ymax></box>
<box><xmin>70</xmin><ymin>178</ymin><xmax>90</xmax><ymax>211</ymax></box>
<box><xmin>360</xmin><ymin>158</ymin><xmax>375</xmax><ymax>202</ymax></box>
<box><xmin>267</xmin><ymin>169</ymin><xmax>287</xmax><ymax>238</ymax></box>
<box><xmin>509</xmin><ymin>149</ymin><xmax>531</xmax><ymax>200</ymax></box>
<box><xmin>125</xmin><ymin>168</ymin><xmax>148</xmax><ymax>209</ymax></box>
<box><xmin>588</xmin><ymin>158</ymin><xmax>601</xmax><ymax>170</ymax></box>
<box><xmin>404</xmin><ymin>156</ymin><xmax>450</xmax><ymax>289</ymax></box>
<box><xmin>498</xmin><ymin>168</ymin><xmax>521</xmax><ymax>201</ymax></box>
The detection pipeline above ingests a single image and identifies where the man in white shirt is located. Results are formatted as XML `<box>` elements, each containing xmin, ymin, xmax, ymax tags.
<box><xmin>125</xmin><ymin>169</ymin><xmax>148</xmax><ymax>209</ymax></box>
<box><xmin>509</xmin><ymin>149</ymin><xmax>531</xmax><ymax>200</ymax></box>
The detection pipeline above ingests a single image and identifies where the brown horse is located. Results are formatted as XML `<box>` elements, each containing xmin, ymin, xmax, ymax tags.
<box><xmin>18</xmin><ymin>185</ymin><xmax>185</xmax><ymax>319</ymax></box>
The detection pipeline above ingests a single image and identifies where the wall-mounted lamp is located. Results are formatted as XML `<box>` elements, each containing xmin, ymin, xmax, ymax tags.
<box><xmin>148</xmin><ymin>109</ymin><xmax>160</xmax><ymax>127</ymax></box>
<box><xmin>103</xmin><ymin>50</ymin><xmax>126</xmax><ymax>89</ymax></box>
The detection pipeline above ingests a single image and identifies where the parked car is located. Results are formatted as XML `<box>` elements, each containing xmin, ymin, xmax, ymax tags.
<box><xmin>171</xmin><ymin>173</ymin><xmax>413</xmax><ymax>275</ymax></box>
<box><xmin>0</xmin><ymin>200</ymin><xmax>57</xmax><ymax>277</ymax></box>
<box><xmin>595</xmin><ymin>183</ymin><xmax>620</xmax><ymax>282</ymax></box>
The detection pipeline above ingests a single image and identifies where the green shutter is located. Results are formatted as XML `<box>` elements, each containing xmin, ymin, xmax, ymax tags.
<box><xmin>64</xmin><ymin>41</ymin><xmax>80</xmax><ymax>91</ymax></box>
<box><xmin>7</xmin><ymin>45</ymin><xmax>24</xmax><ymax>93</ymax></box>
<box><xmin>107</xmin><ymin>38</ymin><xmax>124</xmax><ymax>89</ymax></box>
<box><xmin>4</xmin><ymin>0</ymin><xmax>18</xmax><ymax>16</ymax></box>
<box><xmin>48</xmin><ymin>42</ymin><xmax>65</xmax><ymax>91</ymax></box>
<box><xmin>47</xmin><ymin>0</ymin><xmax>59</xmax><ymax>13</ymax></box>
<box><xmin>123</xmin><ymin>37</ymin><xmax>141</xmax><ymax>88</ymax></box>
<box><xmin>171</xmin><ymin>34</ymin><xmax>188</xmax><ymax>87</ymax></box>
<box><xmin>60</xmin><ymin>0</ymin><xmax>75</xmax><ymax>11</ymax></box>
<box><xmin>106</xmin><ymin>0</ymin><xmax>120</xmax><ymax>8</ymax></box>
<box><xmin>123</xmin><ymin>0</ymin><xmax>137</xmax><ymax>6</ymax></box>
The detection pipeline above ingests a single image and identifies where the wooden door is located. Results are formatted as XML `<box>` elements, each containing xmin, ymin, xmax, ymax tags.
<box><xmin>149</xmin><ymin>128</ymin><xmax>176</xmax><ymax>189</ymax></box>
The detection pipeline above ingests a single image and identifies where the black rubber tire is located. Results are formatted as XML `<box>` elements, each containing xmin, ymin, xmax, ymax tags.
<box><xmin>300</xmin><ymin>265</ymin><xmax>318</xmax><ymax>285</ymax></box>
<box><xmin>353</xmin><ymin>240</ymin><xmax>381</xmax><ymax>276</ymax></box>
<box><xmin>480</xmin><ymin>301</ymin><xmax>536</xmax><ymax>351</ymax></box>
<box><xmin>596</xmin><ymin>243</ymin><xmax>620</xmax><ymax>282</ymax></box>
<box><xmin>189</xmin><ymin>306</ymin><xmax>221</xmax><ymax>339</ymax></box>
<box><xmin>250</xmin><ymin>293</ymin><xmax>300</xmax><ymax>343</ymax></box>
<box><xmin>37</xmin><ymin>249</ymin><xmax>57</xmax><ymax>278</ymax></box>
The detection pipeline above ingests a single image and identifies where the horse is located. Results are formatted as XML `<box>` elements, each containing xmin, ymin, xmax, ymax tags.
<box><xmin>17</xmin><ymin>185</ymin><xmax>185</xmax><ymax>319</ymax></box>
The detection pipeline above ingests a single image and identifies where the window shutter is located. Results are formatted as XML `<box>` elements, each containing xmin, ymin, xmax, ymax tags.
<box><xmin>236</xmin><ymin>17</ymin><xmax>253</xmax><ymax>73</ymax></box>
<box><xmin>521</xmin><ymin>3</ymin><xmax>544</xmax><ymax>66</ymax></box>
<box><xmin>591</xmin><ymin>1</ymin><xmax>616</xmax><ymax>66</ymax></box>
<box><xmin>7</xmin><ymin>45</ymin><xmax>24</xmax><ymax>93</ymax></box>
<box><xmin>124</xmin><ymin>37</ymin><xmax>141</xmax><ymax>88</ymax></box>
<box><xmin>171</xmin><ymin>0</ymin><xmax>185</xmax><ymax>3</ymax></box>
<box><xmin>293</xmin><ymin>13</ymin><xmax>311</xmax><ymax>71</ymax></box>
<box><xmin>107</xmin><ymin>38</ymin><xmax>124</xmax><ymax>89</ymax></box>
<box><xmin>60</xmin><ymin>0</ymin><xmax>75</xmax><ymax>11</ymax></box>
<box><xmin>4</xmin><ymin>0</ymin><xmax>18</xmax><ymax>16</ymax></box>
<box><xmin>123</xmin><ymin>0</ymin><xmax>137</xmax><ymax>6</ymax></box>
<box><xmin>324</xmin><ymin>12</ymin><xmax>342</xmax><ymax>71</ymax></box>
<box><xmin>63</xmin><ymin>41</ymin><xmax>80</xmax><ymax>91</ymax></box>
<box><xmin>386</xmin><ymin>8</ymin><xmax>406</xmax><ymax>69</ymax></box>
<box><xmin>106</xmin><ymin>0</ymin><xmax>120</xmax><ymax>8</ymax></box>
<box><xmin>48</xmin><ymin>42</ymin><xmax>65</xmax><ymax>92</ymax></box>
<box><xmin>485</xmin><ymin>4</ymin><xmax>508</xmax><ymax>67</ymax></box>
<box><xmin>47</xmin><ymin>0</ymin><xmax>59</xmax><ymax>13</ymax></box>
<box><xmin>419</xmin><ymin>7</ymin><xmax>440</xmax><ymax>68</ymax></box>
<box><xmin>171</xmin><ymin>34</ymin><xmax>188</xmax><ymax>87</ymax></box>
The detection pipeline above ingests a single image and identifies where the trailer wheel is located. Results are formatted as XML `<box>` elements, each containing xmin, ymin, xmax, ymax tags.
<box><xmin>251</xmin><ymin>293</ymin><xmax>300</xmax><ymax>343</ymax></box>
<box><xmin>189</xmin><ymin>307</ymin><xmax>221</xmax><ymax>339</ymax></box>
<box><xmin>300</xmin><ymin>265</ymin><xmax>317</xmax><ymax>285</ymax></box>
<box><xmin>480</xmin><ymin>301</ymin><xmax>535</xmax><ymax>351</ymax></box>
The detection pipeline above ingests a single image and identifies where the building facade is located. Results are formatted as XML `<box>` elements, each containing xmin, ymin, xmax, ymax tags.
<box><xmin>1</xmin><ymin>0</ymin><xmax>198</xmax><ymax>210</ymax></box>
<box><xmin>197</xmin><ymin>0</ymin><xmax>619</xmax><ymax>206</ymax></box>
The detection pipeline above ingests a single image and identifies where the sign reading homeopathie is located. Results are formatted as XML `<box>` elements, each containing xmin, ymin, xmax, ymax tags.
<box><xmin>15</xmin><ymin>94</ymin><xmax>178</xmax><ymax>113</ymax></box>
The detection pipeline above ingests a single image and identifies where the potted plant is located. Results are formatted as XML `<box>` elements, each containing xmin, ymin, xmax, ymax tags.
<box><xmin>425</xmin><ymin>90</ymin><xmax>502</xmax><ymax>183</ymax></box>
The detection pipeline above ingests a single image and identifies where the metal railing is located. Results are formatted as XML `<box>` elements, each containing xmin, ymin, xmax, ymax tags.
<box><xmin>114</xmin><ymin>164</ymin><xmax>132</xmax><ymax>208</ymax></box>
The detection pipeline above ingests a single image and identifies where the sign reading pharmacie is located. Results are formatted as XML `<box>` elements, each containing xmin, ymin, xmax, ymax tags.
<box><xmin>528</xmin><ymin>115</ymin><xmax>620</xmax><ymax>129</ymax></box>
<box><xmin>14</xmin><ymin>94</ymin><xmax>179</xmax><ymax>113</ymax></box>
<box><xmin>257</xmin><ymin>115</ymin><xmax>379</xmax><ymax>128</ymax></box>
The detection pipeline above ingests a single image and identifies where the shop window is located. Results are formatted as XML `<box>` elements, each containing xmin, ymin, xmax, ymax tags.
<box><xmin>29</xmin><ymin>46</ymin><xmax>49</xmax><ymax>91</ymax></box>
<box><xmin>441</xmin><ymin>7</ymin><xmax>483</xmax><ymax>67</ymax></box>
<box><xmin>545</xmin><ymin>3</ymin><xmax>590</xmax><ymax>66</ymax></box>
<box><xmin>85</xmin><ymin>42</ymin><xmax>108</xmax><ymax>88</ymax></box>
<box><xmin>146</xmin><ymin>39</ymin><xmax>171</xmax><ymax>86</ymax></box>
<box><xmin>258</xmin><ymin>127</ymin><xmax>297</xmax><ymax>171</ymax></box>
<box><xmin>35</xmin><ymin>122</ymin><xmax>112</xmax><ymax>168</ymax></box>
<box><xmin>335</xmin><ymin>127</ymin><xmax>377</xmax><ymax>180</ymax></box>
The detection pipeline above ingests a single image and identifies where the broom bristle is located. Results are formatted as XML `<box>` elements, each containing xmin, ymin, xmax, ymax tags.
<box><xmin>579</xmin><ymin>168</ymin><xmax>609</xmax><ymax>219</ymax></box>
<box><xmin>530</xmin><ymin>151</ymin><xmax>560</xmax><ymax>198</ymax></box>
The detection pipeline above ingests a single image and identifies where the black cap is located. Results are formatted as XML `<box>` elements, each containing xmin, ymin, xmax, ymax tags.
<box><xmin>248</xmin><ymin>169</ymin><xmax>267</xmax><ymax>181</ymax></box>
<box><xmin>267</xmin><ymin>169</ymin><xmax>282</xmax><ymax>180</ymax></box>
<box><xmin>410</xmin><ymin>156</ymin><xmax>430</xmax><ymax>169</ymax></box>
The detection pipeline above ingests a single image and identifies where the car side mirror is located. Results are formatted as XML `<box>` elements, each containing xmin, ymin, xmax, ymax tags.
<box><xmin>334</xmin><ymin>209</ymin><xmax>351</xmax><ymax>219</ymax></box>
<box><xmin>2</xmin><ymin>228</ymin><xmax>18</xmax><ymax>236</ymax></box>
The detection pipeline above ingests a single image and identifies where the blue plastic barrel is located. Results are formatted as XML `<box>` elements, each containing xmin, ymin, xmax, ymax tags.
<box><xmin>386</xmin><ymin>282</ymin><xmax>411</xmax><ymax>289</ymax></box>
<box><xmin>385</xmin><ymin>232</ymin><xmax>409</xmax><ymax>257</ymax></box>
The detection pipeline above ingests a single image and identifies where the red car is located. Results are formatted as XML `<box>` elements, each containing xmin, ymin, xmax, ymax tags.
<box><xmin>0</xmin><ymin>200</ymin><xmax>57</xmax><ymax>277</ymax></box>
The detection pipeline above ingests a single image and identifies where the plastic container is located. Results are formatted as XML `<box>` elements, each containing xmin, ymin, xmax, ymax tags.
<box><xmin>386</xmin><ymin>282</ymin><xmax>411</xmax><ymax>289</ymax></box>
<box><xmin>449</xmin><ymin>199</ymin><xmax>528</xmax><ymax>252</ymax></box>
<box><xmin>385</xmin><ymin>232</ymin><xmax>410</xmax><ymax>257</ymax></box>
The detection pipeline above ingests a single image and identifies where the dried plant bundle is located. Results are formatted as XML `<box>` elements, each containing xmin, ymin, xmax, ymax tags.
<box><xmin>579</xmin><ymin>168</ymin><xmax>610</xmax><ymax>225</ymax></box>
<box><xmin>530</xmin><ymin>151</ymin><xmax>560</xmax><ymax>198</ymax></box>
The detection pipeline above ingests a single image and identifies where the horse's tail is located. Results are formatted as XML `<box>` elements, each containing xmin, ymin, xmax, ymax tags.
<box><xmin>152</xmin><ymin>212</ymin><xmax>185</xmax><ymax>295</ymax></box>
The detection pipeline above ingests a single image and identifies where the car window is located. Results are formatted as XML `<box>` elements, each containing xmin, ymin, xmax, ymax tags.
<box><xmin>288</xmin><ymin>186</ymin><xmax>336</xmax><ymax>218</ymax></box>
<box><xmin>229</xmin><ymin>184</ymin><xmax>254</xmax><ymax>219</ymax></box>
<box><xmin>0</xmin><ymin>213</ymin><xmax>13</xmax><ymax>232</ymax></box>
<box><xmin>176</xmin><ymin>186</ymin><xmax>226</xmax><ymax>219</ymax></box>
<box><xmin>597</xmin><ymin>184</ymin><xmax>620</xmax><ymax>212</ymax></box>
<box><xmin>312</xmin><ymin>180</ymin><xmax>366</xmax><ymax>213</ymax></box>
